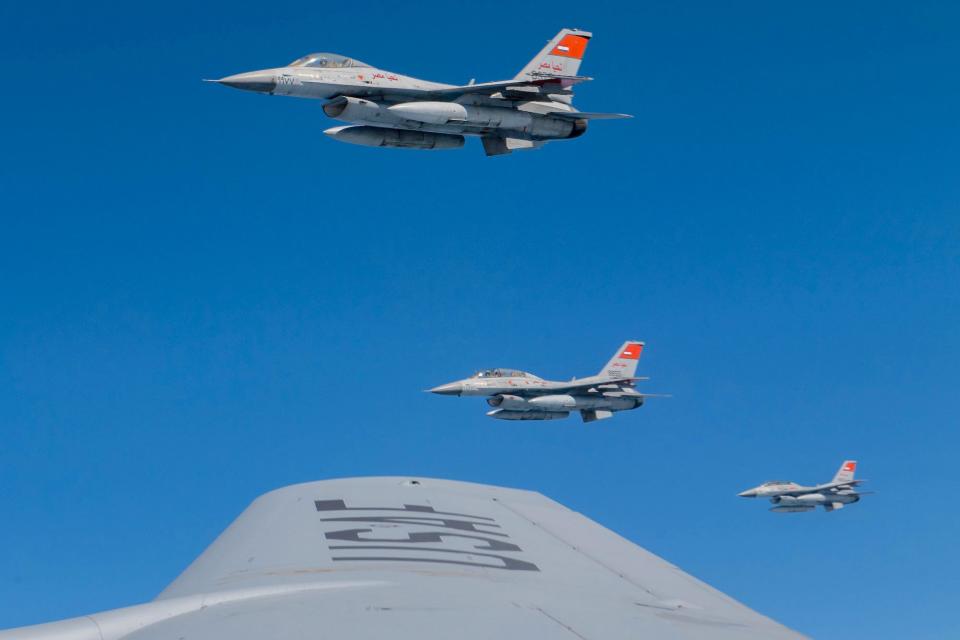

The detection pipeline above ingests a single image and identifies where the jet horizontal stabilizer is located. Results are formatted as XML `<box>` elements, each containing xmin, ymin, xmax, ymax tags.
<box><xmin>547</xmin><ymin>111</ymin><xmax>633</xmax><ymax>120</ymax></box>
<box><xmin>527</xmin><ymin>73</ymin><xmax>594</xmax><ymax>84</ymax></box>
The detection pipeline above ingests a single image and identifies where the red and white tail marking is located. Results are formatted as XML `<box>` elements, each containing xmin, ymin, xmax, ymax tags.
<box><xmin>832</xmin><ymin>460</ymin><xmax>858</xmax><ymax>485</ymax></box>
<box><xmin>600</xmin><ymin>340</ymin><xmax>646</xmax><ymax>379</ymax></box>
<box><xmin>514</xmin><ymin>29</ymin><xmax>593</xmax><ymax>81</ymax></box>
<box><xmin>620</xmin><ymin>343</ymin><xmax>643</xmax><ymax>360</ymax></box>
<box><xmin>550</xmin><ymin>34</ymin><xmax>590</xmax><ymax>60</ymax></box>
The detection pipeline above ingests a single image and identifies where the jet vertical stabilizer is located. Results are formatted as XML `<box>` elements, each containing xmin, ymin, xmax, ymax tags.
<box><xmin>599</xmin><ymin>341</ymin><xmax>644</xmax><ymax>380</ymax></box>
<box><xmin>832</xmin><ymin>460</ymin><xmax>857</xmax><ymax>485</ymax></box>
<box><xmin>514</xmin><ymin>29</ymin><xmax>592</xmax><ymax>82</ymax></box>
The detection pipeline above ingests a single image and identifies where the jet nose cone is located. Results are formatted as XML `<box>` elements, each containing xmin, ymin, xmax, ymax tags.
<box><xmin>738</xmin><ymin>489</ymin><xmax>757</xmax><ymax>498</ymax></box>
<box><xmin>214</xmin><ymin>71</ymin><xmax>277</xmax><ymax>94</ymax></box>
<box><xmin>429</xmin><ymin>383</ymin><xmax>462</xmax><ymax>396</ymax></box>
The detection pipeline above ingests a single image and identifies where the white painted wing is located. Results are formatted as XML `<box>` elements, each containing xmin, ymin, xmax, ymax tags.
<box><xmin>0</xmin><ymin>477</ymin><xmax>805</xmax><ymax>640</ymax></box>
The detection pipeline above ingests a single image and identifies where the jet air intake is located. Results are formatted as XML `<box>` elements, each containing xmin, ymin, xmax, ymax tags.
<box><xmin>324</xmin><ymin>126</ymin><xmax>464</xmax><ymax>150</ymax></box>
<box><xmin>487</xmin><ymin>394</ymin><xmax>528</xmax><ymax>410</ymax></box>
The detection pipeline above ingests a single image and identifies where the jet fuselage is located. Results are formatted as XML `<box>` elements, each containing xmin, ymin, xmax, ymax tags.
<box><xmin>738</xmin><ymin>461</ymin><xmax>866</xmax><ymax>512</ymax></box>
<box><xmin>217</xmin><ymin>65</ymin><xmax>583</xmax><ymax>142</ymax></box>
<box><xmin>210</xmin><ymin>30</ymin><xmax>628</xmax><ymax>155</ymax></box>
<box><xmin>429</xmin><ymin>342</ymin><xmax>653</xmax><ymax>422</ymax></box>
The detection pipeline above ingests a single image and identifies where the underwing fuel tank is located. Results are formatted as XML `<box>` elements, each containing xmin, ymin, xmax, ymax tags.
<box><xmin>769</xmin><ymin>494</ymin><xmax>823</xmax><ymax>512</ymax></box>
<box><xmin>487</xmin><ymin>409</ymin><xmax>570</xmax><ymax>420</ymax></box>
<box><xmin>769</xmin><ymin>505</ymin><xmax>816</xmax><ymax>513</ymax></box>
<box><xmin>388</xmin><ymin>101</ymin><xmax>576</xmax><ymax>138</ymax></box>
<box><xmin>388</xmin><ymin>101</ymin><xmax>469</xmax><ymax>125</ymax></box>
<box><xmin>774</xmin><ymin>494</ymin><xmax>826</xmax><ymax>506</ymax></box>
<box><xmin>528</xmin><ymin>395</ymin><xmax>578</xmax><ymax>410</ymax></box>
<box><xmin>324</xmin><ymin>125</ymin><xmax>464</xmax><ymax>150</ymax></box>
<box><xmin>488</xmin><ymin>393</ymin><xmax>639</xmax><ymax>412</ymax></box>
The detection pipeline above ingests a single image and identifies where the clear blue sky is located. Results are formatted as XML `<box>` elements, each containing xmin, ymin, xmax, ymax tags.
<box><xmin>1</xmin><ymin>1</ymin><xmax>958</xmax><ymax>638</ymax></box>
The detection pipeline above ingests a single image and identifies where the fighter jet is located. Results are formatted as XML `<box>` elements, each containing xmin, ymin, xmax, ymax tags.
<box><xmin>209</xmin><ymin>29</ymin><xmax>630</xmax><ymax>156</ymax></box>
<box><xmin>738</xmin><ymin>460</ymin><xmax>869</xmax><ymax>513</ymax></box>
<box><xmin>429</xmin><ymin>341</ymin><xmax>662</xmax><ymax>422</ymax></box>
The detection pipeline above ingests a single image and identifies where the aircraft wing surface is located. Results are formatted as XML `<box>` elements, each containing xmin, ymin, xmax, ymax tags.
<box><xmin>531</xmin><ymin>376</ymin><xmax>646</xmax><ymax>394</ymax></box>
<box><xmin>1</xmin><ymin>477</ymin><xmax>805</xmax><ymax>640</ymax></box>
<box><xmin>425</xmin><ymin>75</ymin><xmax>592</xmax><ymax>98</ymax></box>
<box><xmin>781</xmin><ymin>479</ymin><xmax>865</xmax><ymax>496</ymax></box>
<box><xmin>326</xmin><ymin>76</ymin><xmax>592</xmax><ymax>102</ymax></box>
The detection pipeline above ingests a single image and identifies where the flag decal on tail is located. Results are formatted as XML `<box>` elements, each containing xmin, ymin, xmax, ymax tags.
<box><xmin>551</xmin><ymin>34</ymin><xmax>590</xmax><ymax>59</ymax></box>
<box><xmin>621</xmin><ymin>343</ymin><xmax>643</xmax><ymax>359</ymax></box>
<box><xmin>515</xmin><ymin>29</ymin><xmax>593</xmax><ymax>81</ymax></box>
<box><xmin>600</xmin><ymin>340</ymin><xmax>646</xmax><ymax>379</ymax></box>
<box><xmin>831</xmin><ymin>460</ymin><xmax>858</xmax><ymax>484</ymax></box>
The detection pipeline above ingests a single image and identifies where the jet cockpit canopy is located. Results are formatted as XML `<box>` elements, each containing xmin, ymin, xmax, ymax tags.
<box><xmin>471</xmin><ymin>368</ymin><xmax>536</xmax><ymax>379</ymax></box>
<box><xmin>288</xmin><ymin>53</ymin><xmax>370</xmax><ymax>69</ymax></box>
<box><xmin>761</xmin><ymin>481</ymin><xmax>792</xmax><ymax>486</ymax></box>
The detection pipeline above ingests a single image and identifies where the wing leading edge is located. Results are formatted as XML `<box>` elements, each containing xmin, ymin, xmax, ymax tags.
<box><xmin>0</xmin><ymin>477</ymin><xmax>806</xmax><ymax>640</ymax></box>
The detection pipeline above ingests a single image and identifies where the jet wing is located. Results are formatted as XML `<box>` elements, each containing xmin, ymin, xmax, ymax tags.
<box><xmin>343</xmin><ymin>75</ymin><xmax>594</xmax><ymax>102</ymax></box>
<box><xmin>535</xmin><ymin>376</ymin><xmax>649</xmax><ymax>394</ymax></box>
<box><xmin>429</xmin><ymin>75</ymin><xmax>592</xmax><ymax>98</ymax></box>
<box><xmin>0</xmin><ymin>477</ymin><xmax>805</xmax><ymax>640</ymax></box>
<box><xmin>820</xmin><ymin>479</ymin><xmax>866</xmax><ymax>492</ymax></box>
<box><xmin>782</xmin><ymin>480</ymin><xmax>865</xmax><ymax>496</ymax></box>
<box><xmin>778</xmin><ymin>479</ymin><xmax>865</xmax><ymax>497</ymax></box>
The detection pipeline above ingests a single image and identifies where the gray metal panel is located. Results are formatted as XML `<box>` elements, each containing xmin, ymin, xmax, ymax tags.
<box><xmin>155</xmin><ymin>477</ymin><xmax>802</xmax><ymax>638</ymax></box>
<box><xmin>0</xmin><ymin>477</ymin><xmax>805</xmax><ymax>639</ymax></box>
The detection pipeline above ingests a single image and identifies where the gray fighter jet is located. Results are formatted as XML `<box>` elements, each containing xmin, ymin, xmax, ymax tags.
<box><xmin>209</xmin><ymin>29</ymin><xmax>630</xmax><ymax>156</ymax></box>
<box><xmin>0</xmin><ymin>477</ymin><xmax>806</xmax><ymax>639</ymax></box>
<box><xmin>429</xmin><ymin>341</ymin><xmax>662</xmax><ymax>422</ymax></box>
<box><xmin>738</xmin><ymin>460</ymin><xmax>869</xmax><ymax>513</ymax></box>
